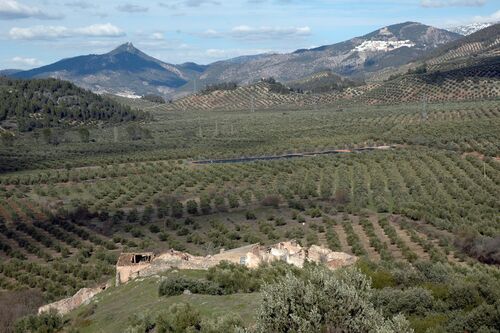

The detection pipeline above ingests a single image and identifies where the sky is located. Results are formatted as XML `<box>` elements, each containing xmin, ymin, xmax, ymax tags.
<box><xmin>0</xmin><ymin>0</ymin><xmax>499</xmax><ymax>69</ymax></box>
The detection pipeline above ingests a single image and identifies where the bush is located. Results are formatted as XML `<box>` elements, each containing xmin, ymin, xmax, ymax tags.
<box><xmin>206</xmin><ymin>261</ymin><xmax>260</xmax><ymax>294</ymax></box>
<box><xmin>171</xmin><ymin>199</ymin><xmax>184</xmax><ymax>218</ymax></box>
<box><xmin>200</xmin><ymin>313</ymin><xmax>244</xmax><ymax>333</ymax></box>
<box><xmin>261</xmin><ymin>195</ymin><xmax>281</xmax><ymax>207</ymax></box>
<box><xmin>245</xmin><ymin>211</ymin><xmax>257</xmax><ymax>220</ymax></box>
<box><xmin>288</xmin><ymin>199</ymin><xmax>305</xmax><ymax>211</ymax></box>
<box><xmin>14</xmin><ymin>311</ymin><xmax>64</xmax><ymax>333</ymax></box>
<box><xmin>156</xmin><ymin>303</ymin><xmax>244</xmax><ymax>333</ymax></box>
<box><xmin>256</xmin><ymin>265</ymin><xmax>413</xmax><ymax>333</ymax></box>
<box><xmin>158</xmin><ymin>276</ymin><xmax>222</xmax><ymax>297</ymax></box>
<box><xmin>373</xmin><ymin>287</ymin><xmax>434</xmax><ymax>317</ymax></box>
<box><xmin>157</xmin><ymin>303</ymin><xmax>201</xmax><ymax>333</ymax></box>
<box><xmin>149</xmin><ymin>225</ymin><xmax>160</xmax><ymax>233</ymax></box>
<box><xmin>186</xmin><ymin>200</ymin><xmax>199</xmax><ymax>215</ymax></box>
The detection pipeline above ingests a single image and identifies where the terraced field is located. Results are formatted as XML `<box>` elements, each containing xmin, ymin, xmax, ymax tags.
<box><xmin>1</xmin><ymin>70</ymin><xmax>500</xmax><ymax>332</ymax></box>
<box><xmin>1</xmin><ymin>139</ymin><xmax>499</xmax><ymax>301</ymax></box>
<box><xmin>359</xmin><ymin>60</ymin><xmax>500</xmax><ymax>104</ymax></box>
<box><xmin>143</xmin><ymin>58</ymin><xmax>500</xmax><ymax>112</ymax></box>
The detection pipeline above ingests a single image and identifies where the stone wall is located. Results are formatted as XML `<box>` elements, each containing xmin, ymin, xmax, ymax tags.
<box><xmin>116</xmin><ymin>241</ymin><xmax>357</xmax><ymax>285</ymax></box>
<box><xmin>38</xmin><ymin>283</ymin><xmax>107</xmax><ymax>315</ymax></box>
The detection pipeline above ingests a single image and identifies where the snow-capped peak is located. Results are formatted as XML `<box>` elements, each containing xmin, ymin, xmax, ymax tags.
<box><xmin>447</xmin><ymin>22</ymin><xmax>496</xmax><ymax>36</ymax></box>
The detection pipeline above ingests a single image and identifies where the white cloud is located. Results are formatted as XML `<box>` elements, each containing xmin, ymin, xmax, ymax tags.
<box><xmin>183</xmin><ymin>0</ymin><xmax>219</xmax><ymax>6</ymax></box>
<box><xmin>0</xmin><ymin>0</ymin><xmax>63</xmax><ymax>20</ymax></box>
<box><xmin>158</xmin><ymin>0</ymin><xmax>219</xmax><ymax>9</ymax></box>
<box><xmin>201</xmin><ymin>29</ymin><xmax>219</xmax><ymax>38</ymax></box>
<box><xmin>470</xmin><ymin>10</ymin><xmax>500</xmax><ymax>23</ymax></box>
<box><xmin>420</xmin><ymin>0</ymin><xmax>486</xmax><ymax>7</ymax></box>
<box><xmin>231</xmin><ymin>25</ymin><xmax>311</xmax><ymax>40</ymax></box>
<box><xmin>74</xmin><ymin>23</ymin><xmax>125</xmax><ymax>37</ymax></box>
<box><xmin>116</xmin><ymin>3</ymin><xmax>149</xmax><ymax>12</ymax></box>
<box><xmin>151</xmin><ymin>32</ymin><xmax>164</xmax><ymax>40</ymax></box>
<box><xmin>64</xmin><ymin>1</ymin><xmax>94</xmax><ymax>9</ymax></box>
<box><xmin>9</xmin><ymin>23</ymin><xmax>125</xmax><ymax>40</ymax></box>
<box><xmin>200</xmin><ymin>25</ymin><xmax>311</xmax><ymax>40</ymax></box>
<box><xmin>11</xmin><ymin>56</ymin><xmax>42</xmax><ymax>67</ymax></box>
<box><xmin>205</xmin><ymin>48</ymin><xmax>273</xmax><ymax>59</ymax></box>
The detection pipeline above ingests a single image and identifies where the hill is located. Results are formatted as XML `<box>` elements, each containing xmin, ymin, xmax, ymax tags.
<box><xmin>357</xmin><ymin>57</ymin><xmax>500</xmax><ymax>105</ymax></box>
<box><xmin>12</xmin><ymin>43</ymin><xmax>203</xmax><ymax>99</ymax></box>
<box><xmin>0</xmin><ymin>77</ymin><xmax>144</xmax><ymax>132</ymax></box>
<box><xmin>8</xmin><ymin>22</ymin><xmax>460</xmax><ymax>99</ymax></box>
<box><xmin>163</xmin><ymin>56</ymin><xmax>500</xmax><ymax>112</ymax></box>
<box><xmin>162</xmin><ymin>80</ymin><xmax>371</xmax><ymax>111</ymax></box>
<box><xmin>198</xmin><ymin>22</ymin><xmax>460</xmax><ymax>86</ymax></box>
<box><xmin>0</xmin><ymin>69</ymin><xmax>22</xmax><ymax>77</ymax></box>
<box><xmin>422</xmin><ymin>23</ymin><xmax>500</xmax><ymax>71</ymax></box>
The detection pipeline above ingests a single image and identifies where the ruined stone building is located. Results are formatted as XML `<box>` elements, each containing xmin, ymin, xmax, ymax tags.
<box><xmin>116</xmin><ymin>240</ymin><xmax>357</xmax><ymax>285</ymax></box>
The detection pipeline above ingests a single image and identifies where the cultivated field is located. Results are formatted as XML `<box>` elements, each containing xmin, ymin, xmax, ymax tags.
<box><xmin>1</xmin><ymin>96</ymin><xmax>499</xmax><ymax>332</ymax></box>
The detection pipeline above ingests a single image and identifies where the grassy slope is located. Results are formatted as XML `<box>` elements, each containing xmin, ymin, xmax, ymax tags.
<box><xmin>70</xmin><ymin>270</ymin><xmax>260</xmax><ymax>332</ymax></box>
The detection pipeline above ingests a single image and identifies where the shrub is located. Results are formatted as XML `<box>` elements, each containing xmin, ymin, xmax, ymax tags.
<box><xmin>256</xmin><ymin>265</ymin><xmax>413</xmax><ymax>333</ymax></box>
<box><xmin>373</xmin><ymin>287</ymin><xmax>434</xmax><ymax>317</ymax></box>
<box><xmin>14</xmin><ymin>311</ymin><xmax>64</xmax><ymax>333</ymax></box>
<box><xmin>261</xmin><ymin>195</ymin><xmax>281</xmax><ymax>207</ymax></box>
<box><xmin>158</xmin><ymin>276</ymin><xmax>222</xmax><ymax>297</ymax></box>
<box><xmin>186</xmin><ymin>200</ymin><xmax>199</xmax><ymax>215</ymax></box>
<box><xmin>170</xmin><ymin>200</ymin><xmax>184</xmax><ymax>218</ymax></box>
<box><xmin>206</xmin><ymin>261</ymin><xmax>259</xmax><ymax>294</ymax></box>
<box><xmin>156</xmin><ymin>303</ymin><xmax>201</xmax><ymax>333</ymax></box>
<box><xmin>245</xmin><ymin>211</ymin><xmax>257</xmax><ymax>220</ymax></box>
<box><xmin>149</xmin><ymin>225</ymin><xmax>160</xmax><ymax>233</ymax></box>
<box><xmin>200</xmin><ymin>313</ymin><xmax>244</xmax><ymax>333</ymax></box>
<box><xmin>288</xmin><ymin>199</ymin><xmax>305</xmax><ymax>211</ymax></box>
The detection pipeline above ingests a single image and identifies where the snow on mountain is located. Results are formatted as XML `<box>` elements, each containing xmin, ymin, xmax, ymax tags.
<box><xmin>354</xmin><ymin>40</ymin><xmax>416</xmax><ymax>52</ymax></box>
<box><xmin>448</xmin><ymin>22</ymin><xmax>496</xmax><ymax>36</ymax></box>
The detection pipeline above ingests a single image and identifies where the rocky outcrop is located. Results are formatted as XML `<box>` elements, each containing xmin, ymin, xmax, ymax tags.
<box><xmin>38</xmin><ymin>284</ymin><xmax>107</xmax><ymax>315</ymax></box>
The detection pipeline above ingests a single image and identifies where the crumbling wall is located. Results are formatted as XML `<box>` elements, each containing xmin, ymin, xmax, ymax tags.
<box><xmin>38</xmin><ymin>284</ymin><xmax>107</xmax><ymax>315</ymax></box>
<box><xmin>116</xmin><ymin>241</ymin><xmax>357</xmax><ymax>285</ymax></box>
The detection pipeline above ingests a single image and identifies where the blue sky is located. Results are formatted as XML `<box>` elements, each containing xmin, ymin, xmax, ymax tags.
<box><xmin>0</xmin><ymin>0</ymin><xmax>498</xmax><ymax>69</ymax></box>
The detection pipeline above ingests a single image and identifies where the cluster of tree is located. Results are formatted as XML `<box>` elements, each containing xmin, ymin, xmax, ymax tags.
<box><xmin>0</xmin><ymin>77</ymin><xmax>145</xmax><ymax>131</ymax></box>
<box><xmin>14</xmin><ymin>311</ymin><xmax>64</xmax><ymax>333</ymax></box>
<box><xmin>261</xmin><ymin>77</ymin><xmax>295</xmax><ymax>95</ymax></box>
<box><xmin>455</xmin><ymin>228</ymin><xmax>500</xmax><ymax>265</ymax></box>
<box><xmin>407</xmin><ymin>63</ymin><xmax>427</xmax><ymax>75</ymax></box>
<box><xmin>141</xmin><ymin>94</ymin><xmax>165</xmax><ymax>104</ymax></box>
<box><xmin>126</xmin><ymin>303</ymin><xmax>244</xmax><ymax>333</ymax></box>
<box><xmin>142</xmin><ymin>264</ymin><xmax>413</xmax><ymax>333</ymax></box>
<box><xmin>200</xmin><ymin>82</ymin><xmax>238</xmax><ymax>95</ymax></box>
<box><xmin>288</xmin><ymin>71</ymin><xmax>363</xmax><ymax>94</ymax></box>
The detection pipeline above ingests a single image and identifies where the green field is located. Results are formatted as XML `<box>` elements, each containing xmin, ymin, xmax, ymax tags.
<box><xmin>1</xmin><ymin>97</ymin><xmax>499</xmax><ymax>332</ymax></box>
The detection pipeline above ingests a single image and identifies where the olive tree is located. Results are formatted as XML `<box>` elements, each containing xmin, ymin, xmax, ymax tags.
<box><xmin>256</xmin><ymin>265</ymin><xmax>413</xmax><ymax>333</ymax></box>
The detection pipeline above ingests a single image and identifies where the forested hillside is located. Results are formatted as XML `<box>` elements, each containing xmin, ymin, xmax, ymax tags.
<box><xmin>0</xmin><ymin>78</ymin><xmax>145</xmax><ymax>132</ymax></box>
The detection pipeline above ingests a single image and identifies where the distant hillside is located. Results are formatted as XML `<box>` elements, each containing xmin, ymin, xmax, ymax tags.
<box><xmin>422</xmin><ymin>23</ymin><xmax>500</xmax><ymax>71</ymax></box>
<box><xmin>198</xmin><ymin>22</ymin><xmax>461</xmax><ymax>86</ymax></box>
<box><xmin>287</xmin><ymin>71</ymin><xmax>363</xmax><ymax>94</ymax></box>
<box><xmin>0</xmin><ymin>69</ymin><xmax>22</xmax><ymax>76</ymax></box>
<box><xmin>12</xmin><ymin>43</ymin><xmax>202</xmax><ymax>99</ymax></box>
<box><xmin>0</xmin><ymin>77</ymin><xmax>144</xmax><ymax>131</ymax></box>
<box><xmin>162</xmin><ymin>80</ymin><xmax>373</xmax><ymax>111</ymax></box>
<box><xmin>357</xmin><ymin>57</ymin><xmax>500</xmax><ymax>105</ymax></box>
<box><xmin>162</xmin><ymin>55</ymin><xmax>500</xmax><ymax>111</ymax></box>
<box><xmin>8</xmin><ymin>22</ymin><xmax>460</xmax><ymax>99</ymax></box>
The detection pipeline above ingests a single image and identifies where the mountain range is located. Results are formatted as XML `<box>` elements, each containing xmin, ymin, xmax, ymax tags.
<box><xmin>448</xmin><ymin>22</ymin><xmax>497</xmax><ymax>36</ymax></box>
<box><xmin>2</xmin><ymin>21</ymin><xmax>473</xmax><ymax>99</ymax></box>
